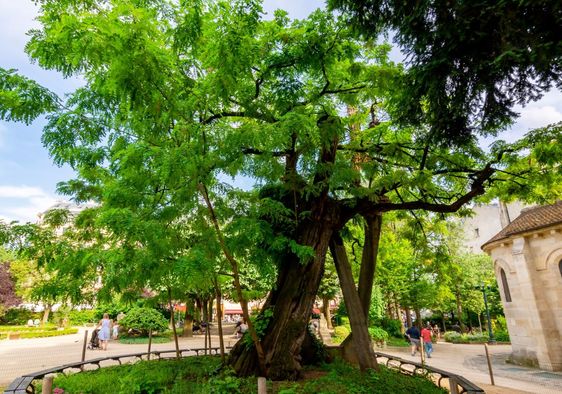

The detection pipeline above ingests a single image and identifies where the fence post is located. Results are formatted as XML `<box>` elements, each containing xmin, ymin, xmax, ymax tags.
<box><xmin>449</xmin><ymin>376</ymin><xmax>459</xmax><ymax>394</ymax></box>
<box><xmin>42</xmin><ymin>375</ymin><xmax>53</xmax><ymax>394</ymax></box>
<box><xmin>81</xmin><ymin>330</ymin><xmax>88</xmax><ymax>371</ymax></box>
<box><xmin>484</xmin><ymin>343</ymin><xmax>495</xmax><ymax>385</ymax></box>
<box><xmin>257</xmin><ymin>377</ymin><xmax>267</xmax><ymax>394</ymax></box>
<box><xmin>147</xmin><ymin>329</ymin><xmax>153</xmax><ymax>360</ymax></box>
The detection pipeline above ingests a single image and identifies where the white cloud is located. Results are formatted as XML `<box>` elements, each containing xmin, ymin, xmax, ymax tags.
<box><xmin>0</xmin><ymin>185</ymin><xmax>60</xmax><ymax>223</ymax></box>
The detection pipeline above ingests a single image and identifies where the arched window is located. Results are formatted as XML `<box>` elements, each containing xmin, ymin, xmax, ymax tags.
<box><xmin>559</xmin><ymin>259</ymin><xmax>562</xmax><ymax>277</ymax></box>
<box><xmin>500</xmin><ymin>268</ymin><xmax>512</xmax><ymax>302</ymax></box>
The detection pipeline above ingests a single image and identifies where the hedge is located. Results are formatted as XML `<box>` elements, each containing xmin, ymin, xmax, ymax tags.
<box><xmin>0</xmin><ymin>325</ymin><xmax>57</xmax><ymax>333</ymax></box>
<box><xmin>443</xmin><ymin>331</ymin><xmax>489</xmax><ymax>344</ymax></box>
<box><xmin>5</xmin><ymin>328</ymin><xmax>79</xmax><ymax>339</ymax></box>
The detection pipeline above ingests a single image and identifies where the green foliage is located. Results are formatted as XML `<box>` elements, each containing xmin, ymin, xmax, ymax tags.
<box><xmin>8</xmin><ymin>328</ymin><xmax>78</xmax><ymax>339</ymax></box>
<box><xmin>443</xmin><ymin>331</ymin><xmax>488</xmax><ymax>344</ymax></box>
<box><xmin>494</xmin><ymin>330</ymin><xmax>510</xmax><ymax>343</ymax></box>
<box><xmin>0</xmin><ymin>324</ymin><xmax>57</xmax><ymax>333</ymax></box>
<box><xmin>118</xmin><ymin>307</ymin><xmax>168</xmax><ymax>336</ymax></box>
<box><xmin>386</xmin><ymin>336</ymin><xmax>410</xmax><ymax>347</ymax></box>
<box><xmin>330</xmin><ymin>1</ymin><xmax>562</xmax><ymax>144</ymax></box>
<box><xmin>0</xmin><ymin>308</ymin><xmax>41</xmax><ymax>325</ymax></box>
<box><xmin>49</xmin><ymin>355</ymin><xmax>445</xmax><ymax>394</ymax></box>
<box><xmin>243</xmin><ymin>307</ymin><xmax>274</xmax><ymax>349</ymax></box>
<box><xmin>333</xmin><ymin>325</ymin><xmax>350</xmax><ymax>344</ymax></box>
<box><xmin>377</xmin><ymin>317</ymin><xmax>402</xmax><ymax>338</ymax></box>
<box><xmin>368</xmin><ymin>326</ymin><xmax>389</xmax><ymax>342</ymax></box>
<box><xmin>68</xmin><ymin>309</ymin><xmax>97</xmax><ymax>325</ymax></box>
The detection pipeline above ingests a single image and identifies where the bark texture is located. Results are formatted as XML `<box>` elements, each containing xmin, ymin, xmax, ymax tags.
<box><xmin>330</xmin><ymin>232</ymin><xmax>378</xmax><ymax>371</ymax></box>
<box><xmin>229</xmin><ymin>213</ymin><xmax>336</xmax><ymax>380</ymax></box>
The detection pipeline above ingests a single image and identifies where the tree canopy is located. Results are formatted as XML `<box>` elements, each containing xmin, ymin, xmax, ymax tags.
<box><xmin>0</xmin><ymin>0</ymin><xmax>560</xmax><ymax>379</ymax></box>
<box><xmin>329</xmin><ymin>0</ymin><xmax>562</xmax><ymax>143</ymax></box>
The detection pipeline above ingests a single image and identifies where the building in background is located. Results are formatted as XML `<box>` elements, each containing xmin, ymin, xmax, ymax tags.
<box><xmin>482</xmin><ymin>201</ymin><xmax>562</xmax><ymax>371</ymax></box>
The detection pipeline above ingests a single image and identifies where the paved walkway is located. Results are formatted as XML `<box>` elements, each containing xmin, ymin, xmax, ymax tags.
<box><xmin>0</xmin><ymin>326</ymin><xmax>239</xmax><ymax>387</ymax></box>
<box><xmin>383</xmin><ymin>342</ymin><xmax>562</xmax><ymax>394</ymax></box>
<box><xmin>3</xmin><ymin>332</ymin><xmax>562</xmax><ymax>393</ymax></box>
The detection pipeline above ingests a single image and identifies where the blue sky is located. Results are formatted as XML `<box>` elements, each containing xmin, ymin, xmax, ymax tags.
<box><xmin>0</xmin><ymin>0</ymin><xmax>561</xmax><ymax>223</ymax></box>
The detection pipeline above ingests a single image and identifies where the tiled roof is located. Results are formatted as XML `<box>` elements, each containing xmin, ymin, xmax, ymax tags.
<box><xmin>482</xmin><ymin>201</ymin><xmax>562</xmax><ymax>249</ymax></box>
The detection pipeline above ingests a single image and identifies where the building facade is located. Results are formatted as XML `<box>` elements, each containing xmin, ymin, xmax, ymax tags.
<box><xmin>482</xmin><ymin>202</ymin><xmax>562</xmax><ymax>371</ymax></box>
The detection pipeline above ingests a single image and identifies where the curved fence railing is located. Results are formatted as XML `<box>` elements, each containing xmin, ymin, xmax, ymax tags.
<box><xmin>374</xmin><ymin>352</ymin><xmax>485</xmax><ymax>394</ymax></box>
<box><xmin>3</xmin><ymin>347</ymin><xmax>228</xmax><ymax>394</ymax></box>
<box><xmin>5</xmin><ymin>348</ymin><xmax>484</xmax><ymax>394</ymax></box>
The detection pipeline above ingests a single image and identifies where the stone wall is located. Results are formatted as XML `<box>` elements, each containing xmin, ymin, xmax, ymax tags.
<box><xmin>487</xmin><ymin>226</ymin><xmax>562</xmax><ymax>371</ymax></box>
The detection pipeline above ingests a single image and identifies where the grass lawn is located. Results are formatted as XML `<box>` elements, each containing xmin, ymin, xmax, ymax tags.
<box><xmin>44</xmin><ymin>356</ymin><xmax>446</xmax><ymax>394</ymax></box>
<box><xmin>386</xmin><ymin>336</ymin><xmax>410</xmax><ymax>347</ymax></box>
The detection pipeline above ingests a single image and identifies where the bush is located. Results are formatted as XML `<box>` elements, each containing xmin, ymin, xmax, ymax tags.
<box><xmin>119</xmin><ymin>307</ymin><xmax>168</xmax><ymax>337</ymax></box>
<box><xmin>0</xmin><ymin>324</ymin><xmax>57</xmax><ymax>333</ymax></box>
<box><xmin>443</xmin><ymin>331</ymin><xmax>489</xmax><ymax>344</ymax></box>
<box><xmin>68</xmin><ymin>309</ymin><xmax>97</xmax><ymax>325</ymax></box>
<box><xmin>0</xmin><ymin>308</ymin><xmax>41</xmax><ymax>325</ymax></box>
<box><xmin>494</xmin><ymin>330</ymin><xmax>510</xmax><ymax>342</ymax></box>
<box><xmin>368</xmin><ymin>327</ymin><xmax>389</xmax><ymax>343</ymax></box>
<box><xmin>333</xmin><ymin>325</ymin><xmax>350</xmax><ymax>338</ymax></box>
<box><xmin>443</xmin><ymin>331</ymin><xmax>461</xmax><ymax>342</ymax></box>
<box><xmin>17</xmin><ymin>328</ymin><xmax>78</xmax><ymax>339</ymax></box>
<box><xmin>379</xmin><ymin>317</ymin><xmax>403</xmax><ymax>338</ymax></box>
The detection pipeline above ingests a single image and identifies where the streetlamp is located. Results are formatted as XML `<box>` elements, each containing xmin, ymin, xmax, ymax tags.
<box><xmin>479</xmin><ymin>283</ymin><xmax>495</xmax><ymax>343</ymax></box>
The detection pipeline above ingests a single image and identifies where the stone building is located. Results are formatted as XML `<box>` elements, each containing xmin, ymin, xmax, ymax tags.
<box><xmin>461</xmin><ymin>201</ymin><xmax>526</xmax><ymax>253</ymax></box>
<box><xmin>482</xmin><ymin>201</ymin><xmax>562</xmax><ymax>371</ymax></box>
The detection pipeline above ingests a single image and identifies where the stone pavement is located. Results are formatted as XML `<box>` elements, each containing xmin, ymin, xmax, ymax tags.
<box><xmin>3</xmin><ymin>332</ymin><xmax>562</xmax><ymax>393</ymax></box>
<box><xmin>383</xmin><ymin>342</ymin><xmax>562</xmax><ymax>394</ymax></box>
<box><xmin>0</xmin><ymin>326</ymin><xmax>239</xmax><ymax>387</ymax></box>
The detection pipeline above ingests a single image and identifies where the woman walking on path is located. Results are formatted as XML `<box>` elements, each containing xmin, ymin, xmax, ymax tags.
<box><xmin>96</xmin><ymin>313</ymin><xmax>112</xmax><ymax>350</ymax></box>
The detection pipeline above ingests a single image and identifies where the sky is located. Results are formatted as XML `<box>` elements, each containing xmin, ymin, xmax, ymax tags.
<box><xmin>0</xmin><ymin>0</ymin><xmax>561</xmax><ymax>223</ymax></box>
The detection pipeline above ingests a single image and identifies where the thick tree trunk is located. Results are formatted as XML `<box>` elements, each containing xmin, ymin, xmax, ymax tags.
<box><xmin>330</xmin><ymin>233</ymin><xmax>378</xmax><ymax>371</ymax></box>
<box><xmin>228</xmin><ymin>217</ymin><xmax>334</xmax><ymax>380</ymax></box>
<box><xmin>322</xmin><ymin>297</ymin><xmax>333</xmax><ymax>329</ymax></box>
<box><xmin>340</xmin><ymin>215</ymin><xmax>382</xmax><ymax>356</ymax></box>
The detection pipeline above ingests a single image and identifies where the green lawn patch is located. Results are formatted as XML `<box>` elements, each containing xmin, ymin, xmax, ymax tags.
<box><xmin>47</xmin><ymin>356</ymin><xmax>446</xmax><ymax>394</ymax></box>
<box><xmin>118</xmin><ymin>335</ymin><xmax>171</xmax><ymax>344</ymax></box>
<box><xmin>386</xmin><ymin>336</ymin><xmax>410</xmax><ymax>347</ymax></box>
<box><xmin>0</xmin><ymin>324</ymin><xmax>58</xmax><ymax>332</ymax></box>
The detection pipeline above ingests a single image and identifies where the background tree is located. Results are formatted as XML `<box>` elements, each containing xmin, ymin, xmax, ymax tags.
<box><xmin>329</xmin><ymin>0</ymin><xmax>562</xmax><ymax>143</ymax></box>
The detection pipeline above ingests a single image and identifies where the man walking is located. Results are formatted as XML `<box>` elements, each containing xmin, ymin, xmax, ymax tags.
<box><xmin>421</xmin><ymin>324</ymin><xmax>433</xmax><ymax>358</ymax></box>
<box><xmin>405</xmin><ymin>325</ymin><xmax>421</xmax><ymax>356</ymax></box>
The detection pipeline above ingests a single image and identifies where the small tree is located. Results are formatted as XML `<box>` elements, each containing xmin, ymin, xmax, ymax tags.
<box><xmin>119</xmin><ymin>307</ymin><xmax>168</xmax><ymax>337</ymax></box>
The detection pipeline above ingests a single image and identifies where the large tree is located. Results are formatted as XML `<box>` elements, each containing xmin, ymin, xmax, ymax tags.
<box><xmin>329</xmin><ymin>0</ymin><xmax>562</xmax><ymax>143</ymax></box>
<box><xmin>0</xmin><ymin>0</ymin><xmax>560</xmax><ymax>379</ymax></box>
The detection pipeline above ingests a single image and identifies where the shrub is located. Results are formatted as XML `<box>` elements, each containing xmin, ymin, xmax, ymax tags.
<box><xmin>443</xmin><ymin>331</ymin><xmax>489</xmax><ymax>344</ymax></box>
<box><xmin>368</xmin><ymin>327</ymin><xmax>389</xmax><ymax>343</ymax></box>
<box><xmin>0</xmin><ymin>308</ymin><xmax>41</xmax><ymax>325</ymax></box>
<box><xmin>443</xmin><ymin>331</ymin><xmax>461</xmax><ymax>342</ymax></box>
<box><xmin>494</xmin><ymin>330</ymin><xmax>510</xmax><ymax>342</ymax></box>
<box><xmin>68</xmin><ymin>310</ymin><xmax>97</xmax><ymax>325</ymax></box>
<box><xmin>0</xmin><ymin>324</ymin><xmax>57</xmax><ymax>333</ymax></box>
<box><xmin>18</xmin><ymin>328</ymin><xmax>78</xmax><ymax>338</ymax></box>
<box><xmin>333</xmin><ymin>325</ymin><xmax>350</xmax><ymax>339</ymax></box>
<box><xmin>119</xmin><ymin>307</ymin><xmax>168</xmax><ymax>336</ymax></box>
<box><xmin>379</xmin><ymin>317</ymin><xmax>403</xmax><ymax>338</ymax></box>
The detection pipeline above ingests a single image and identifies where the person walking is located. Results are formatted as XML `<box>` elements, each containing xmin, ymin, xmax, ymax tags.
<box><xmin>405</xmin><ymin>325</ymin><xmax>421</xmax><ymax>356</ymax></box>
<box><xmin>421</xmin><ymin>325</ymin><xmax>433</xmax><ymax>358</ymax></box>
<box><xmin>96</xmin><ymin>313</ymin><xmax>112</xmax><ymax>350</ymax></box>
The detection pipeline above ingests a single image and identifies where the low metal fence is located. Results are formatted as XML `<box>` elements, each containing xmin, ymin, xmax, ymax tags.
<box><xmin>5</xmin><ymin>348</ymin><xmax>485</xmax><ymax>394</ymax></box>
<box><xmin>374</xmin><ymin>352</ymin><xmax>485</xmax><ymax>394</ymax></box>
<box><xmin>4</xmin><ymin>347</ymin><xmax>227</xmax><ymax>394</ymax></box>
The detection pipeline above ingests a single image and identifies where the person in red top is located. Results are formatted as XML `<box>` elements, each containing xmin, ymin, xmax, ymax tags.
<box><xmin>421</xmin><ymin>324</ymin><xmax>433</xmax><ymax>358</ymax></box>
